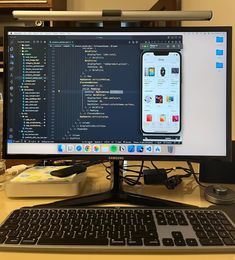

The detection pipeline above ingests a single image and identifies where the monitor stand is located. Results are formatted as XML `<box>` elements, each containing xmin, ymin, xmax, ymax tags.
<box><xmin>34</xmin><ymin>160</ymin><xmax>194</xmax><ymax>208</ymax></box>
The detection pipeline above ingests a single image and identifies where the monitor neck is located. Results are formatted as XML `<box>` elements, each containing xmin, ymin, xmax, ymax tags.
<box><xmin>110</xmin><ymin>160</ymin><xmax>124</xmax><ymax>193</ymax></box>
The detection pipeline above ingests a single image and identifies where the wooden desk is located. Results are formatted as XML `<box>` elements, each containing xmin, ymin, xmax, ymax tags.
<box><xmin>0</xmin><ymin>162</ymin><xmax>235</xmax><ymax>259</ymax></box>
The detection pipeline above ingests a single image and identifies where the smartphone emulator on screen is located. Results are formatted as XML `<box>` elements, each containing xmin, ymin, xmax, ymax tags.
<box><xmin>141</xmin><ymin>51</ymin><xmax>181</xmax><ymax>134</ymax></box>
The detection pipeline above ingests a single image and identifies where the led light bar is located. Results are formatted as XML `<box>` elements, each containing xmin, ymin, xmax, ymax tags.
<box><xmin>12</xmin><ymin>10</ymin><xmax>213</xmax><ymax>22</ymax></box>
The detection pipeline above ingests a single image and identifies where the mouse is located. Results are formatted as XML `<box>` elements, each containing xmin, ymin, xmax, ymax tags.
<box><xmin>50</xmin><ymin>164</ymin><xmax>87</xmax><ymax>178</ymax></box>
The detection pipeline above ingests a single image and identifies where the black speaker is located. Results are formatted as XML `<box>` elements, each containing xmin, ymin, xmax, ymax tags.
<box><xmin>199</xmin><ymin>141</ymin><xmax>235</xmax><ymax>184</ymax></box>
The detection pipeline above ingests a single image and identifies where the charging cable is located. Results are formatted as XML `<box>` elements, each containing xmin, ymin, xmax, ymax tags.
<box><xmin>6</xmin><ymin>164</ymin><xmax>28</xmax><ymax>176</ymax></box>
<box><xmin>5</xmin><ymin>164</ymin><xmax>28</xmax><ymax>179</ymax></box>
<box><xmin>0</xmin><ymin>164</ymin><xmax>28</xmax><ymax>190</ymax></box>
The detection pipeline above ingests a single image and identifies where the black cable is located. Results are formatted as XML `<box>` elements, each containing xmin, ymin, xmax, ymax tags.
<box><xmin>120</xmin><ymin>168</ymin><xmax>143</xmax><ymax>175</ymax></box>
<box><xmin>151</xmin><ymin>161</ymin><xmax>159</xmax><ymax>170</ymax></box>
<box><xmin>186</xmin><ymin>161</ymin><xmax>207</xmax><ymax>188</ymax></box>
<box><xmin>123</xmin><ymin>164</ymin><xmax>151</xmax><ymax>170</ymax></box>
<box><xmin>175</xmin><ymin>166</ymin><xmax>192</xmax><ymax>175</ymax></box>
<box><xmin>122</xmin><ymin>175</ymin><xmax>142</xmax><ymax>185</ymax></box>
<box><xmin>102</xmin><ymin>162</ymin><xmax>111</xmax><ymax>174</ymax></box>
<box><xmin>102</xmin><ymin>162</ymin><xmax>112</xmax><ymax>180</ymax></box>
<box><xmin>102</xmin><ymin>161</ymin><xmax>145</xmax><ymax>186</ymax></box>
<box><xmin>151</xmin><ymin>161</ymin><xmax>205</xmax><ymax>189</ymax></box>
<box><xmin>103</xmin><ymin>160</ymin><xmax>204</xmax><ymax>188</ymax></box>
<box><xmin>152</xmin><ymin>160</ymin><xmax>195</xmax><ymax>176</ymax></box>
<box><xmin>147</xmin><ymin>161</ymin><xmax>196</xmax><ymax>189</ymax></box>
<box><xmin>122</xmin><ymin>160</ymin><xmax>144</xmax><ymax>186</ymax></box>
<box><xmin>151</xmin><ymin>161</ymin><xmax>173</xmax><ymax>174</ymax></box>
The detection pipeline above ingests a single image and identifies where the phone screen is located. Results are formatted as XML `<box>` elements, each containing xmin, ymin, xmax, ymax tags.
<box><xmin>141</xmin><ymin>51</ymin><xmax>181</xmax><ymax>134</ymax></box>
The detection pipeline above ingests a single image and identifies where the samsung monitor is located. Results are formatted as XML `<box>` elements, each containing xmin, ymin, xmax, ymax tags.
<box><xmin>3</xmin><ymin>27</ymin><xmax>232</xmax><ymax>163</ymax></box>
<box><xmin>3</xmin><ymin>26</ymin><xmax>232</xmax><ymax>206</ymax></box>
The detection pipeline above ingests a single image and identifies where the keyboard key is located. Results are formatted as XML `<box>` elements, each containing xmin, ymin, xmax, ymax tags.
<box><xmin>0</xmin><ymin>224</ymin><xmax>18</xmax><ymax>231</ymax></box>
<box><xmin>178</xmin><ymin>219</ymin><xmax>188</xmax><ymax>226</ymax></box>
<box><xmin>225</xmin><ymin>225</ymin><xmax>235</xmax><ymax>231</ymax></box>
<box><xmin>110</xmin><ymin>238</ymin><xmax>125</xmax><ymax>246</ymax></box>
<box><xmin>199</xmin><ymin>238</ymin><xmax>223</xmax><ymax>246</ymax></box>
<box><xmin>230</xmin><ymin>231</ymin><xmax>235</xmax><ymax>240</ymax></box>
<box><xmin>77</xmin><ymin>238</ymin><xmax>109</xmax><ymax>245</ymax></box>
<box><xmin>172</xmin><ymin>231</ymin><xmax>183</xmax><ymax>239</ymax></box>
<box><xmin>0</xmin><ymin>237</ymin><xmax>6</xmax><ymax>244</ymax></box>
<box><xmin>218</xmin><ymin>231</ymin><xmax>230</xmax><ymax>238</ymax></box>
<box><xmin>193</xmin><ymin>224</ymin><xmax>203</xmax><ymax>231</ymax></box>
<box><xmin>167</xmin><ymin>219</ymin><xmax>178</xmax><ymax>225</ymax></box>
<box><xmin>144</xmin><ymin>238</ymin><xmax>160</xmax><ymax>246</ymax></box>
<box><xmin>162</xmin><ymin>238</ymin><xmax>174</xmax><ymax>246</ymax></box>
<box><xmin>195</xmin><ymin>231</ymin><xmax>207</xmax><ymax>238</ymax></box>
<box><xmin>127</xmin><ymin>238</ymin><xmax>142</xmax><ymax>246</ymax></box>
<box><xmin>0</xmin><ymin>230</ymin><xmax>9</xmax><ymax>237</ymax></box>
<box><xmin>214</xmin><ymin>225</ymin><xmax>225</xmax><ymax>232</ymax></box>
<box><xmin>185</xmin><ymin>238</ymin><xmax>198</xmax><ymax>246</ymax></box>
<box><xmin>203</xmin><ymin>225</ymin><xmax>214</xmax><ymax>232</ymax></box>
<box><xmin>207</xmin><ymin>231</ymin><xmax>219</xmax><ymax>238</ymax></box>
<box><xmin>174</xmin><ymin>238</ymin><xmax>186</xmax><ymax>246</ymax></box>
<box><xmin>21</xmin><ymin>238</ymin><xmax>38</xmax><ymax>245</ymax></box>
<box><xmin>157</xmin><ymin>219</ymin><xmax>167</xmax><ymax>225</ymax></box>
<box><xmin>38</xmin><ymin>237</ymin><xmax>109</xmax><ymax>245</ymax></box>
<box><xmin>215</xmin><ymin>212</ymin><xmax>227</xmax><ymax>220</ymax></box>
<box><xmin>41</xmin><ymin>231</ymin><xmax>53</xmax><ymax>238</ymax></box>
<box><xmin>5</xmin><ymin>237</ymin><xmax>21</xmax><ymax>244</ymax></box>
<box><xmin>223</xmin><ymin>238</ymin><xmax>235</xmax><ymax>245</ymax></box>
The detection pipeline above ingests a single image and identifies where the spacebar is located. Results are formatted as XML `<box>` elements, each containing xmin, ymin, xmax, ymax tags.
<box><xmin>37</xmin><ymin>237</ymin><xmax>109</xmax><ymax>245</ymax></box>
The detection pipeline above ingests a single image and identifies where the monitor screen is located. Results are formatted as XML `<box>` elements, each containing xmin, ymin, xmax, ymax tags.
<box><xmin>3</xmin><ymin>27</ymin><xmax>232</xmax><ymax>160</ymax></box>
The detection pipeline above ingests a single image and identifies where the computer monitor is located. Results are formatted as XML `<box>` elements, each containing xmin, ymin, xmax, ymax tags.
<box><xmin>3</xmin><ymin>26</ymin><xmax>232</xmax><ymax>162</ymax></box>
<box><xmin>3</xmin><ymin>26</ymin><xmax>232</xmax><ymax>207</ymax></box>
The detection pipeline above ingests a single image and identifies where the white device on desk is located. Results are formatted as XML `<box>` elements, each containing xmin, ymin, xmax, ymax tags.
<box><xmin>5</xmin><ymin>166</ymin><xmax>86</xmax><ymax>198</ymax></box>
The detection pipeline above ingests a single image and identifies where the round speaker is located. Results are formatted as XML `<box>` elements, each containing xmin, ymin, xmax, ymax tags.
<box><xmin>204</xmin><ymin>185</ymin><xmax>235</xmax><ymax>204</ymax></box>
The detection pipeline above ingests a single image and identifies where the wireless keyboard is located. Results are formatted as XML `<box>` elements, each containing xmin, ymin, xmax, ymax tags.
<box><xmin>0</xmin><ymin>207</ymin><xmax>235</xmax><ymax>253</ymax></box>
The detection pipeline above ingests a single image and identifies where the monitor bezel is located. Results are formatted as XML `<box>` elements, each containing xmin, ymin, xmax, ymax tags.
<box><xmin>3</xmin><ymin>26</ymin><xmax>232</xmax><ymax>162</ymax></box>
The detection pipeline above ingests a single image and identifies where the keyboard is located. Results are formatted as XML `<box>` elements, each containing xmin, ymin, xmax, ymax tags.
<box><xmin>0</xmin><ymin>207</ymin><xmax>235</xmax><ymax>253</ymax></box>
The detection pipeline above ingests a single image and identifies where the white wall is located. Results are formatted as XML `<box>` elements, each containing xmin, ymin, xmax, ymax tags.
<box><xmin>182</xmin><ymin>0</ymin><xmax>235</xmax><ymax>139</ymax></box>
<box><xmin>67</xmin><ymin>0</ymin><xmax>156</xmax><ymax>11</ymax></box>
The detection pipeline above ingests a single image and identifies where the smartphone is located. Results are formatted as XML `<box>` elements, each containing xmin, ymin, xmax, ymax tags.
<box><xmin>141</xmin><ymin>51</ymin><xmax>181</xmax><ymax>134</ymax></box>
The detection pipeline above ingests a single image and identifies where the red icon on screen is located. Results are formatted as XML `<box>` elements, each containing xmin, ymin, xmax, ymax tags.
<box><xmin>146</xmin><ymin>114</ymin><xmax>153</xmax><ymax>122</ymax></box>
<box><xmin>172</xmin><ymin>115</ymin><xmax>179</xmax><ymax>122</ymax></box>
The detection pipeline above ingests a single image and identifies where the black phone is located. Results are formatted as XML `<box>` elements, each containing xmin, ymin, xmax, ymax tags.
<box><xmin>141</xmin><ymin>51</ymin><xmax>181</xmax><ymax>134</ymax></box>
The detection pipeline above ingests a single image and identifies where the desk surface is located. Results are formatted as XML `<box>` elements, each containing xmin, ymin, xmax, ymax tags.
<box><xmin>0</xmin><ymin>162</ymin><xmax>235</xmax><ymax>259</ymax></box>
